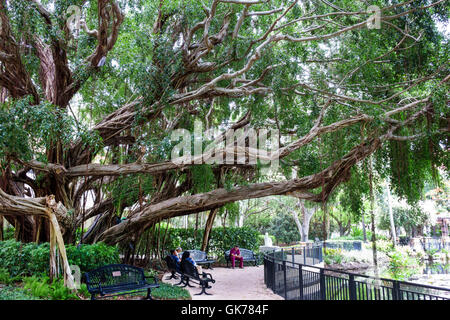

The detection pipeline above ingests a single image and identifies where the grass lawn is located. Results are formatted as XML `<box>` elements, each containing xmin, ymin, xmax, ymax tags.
<box><xmin>0</xmin><ymin>282</ymin><xmax>191</xmax><ymax>301</ymax></box>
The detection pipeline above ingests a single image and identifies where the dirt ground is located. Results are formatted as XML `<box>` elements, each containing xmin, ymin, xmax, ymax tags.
<box><xmin>162</xmin><ymin>266</ymin><xmax>283</xmax><ymax>300</ymax></box>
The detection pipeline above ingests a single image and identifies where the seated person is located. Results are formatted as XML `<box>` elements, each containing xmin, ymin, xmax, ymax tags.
<box><xmin>176</xmin><ymin>247</ymin><xmax>183</xmax><ymax>259</ymax></box>
<box><xmin>181</xmin><ymin>251</ymin><xmax>206</xmax><ymax>275</ymax></box>
<box><xmin>180</xmin><ymin>251</ymin><xmax>212</xmax><ymax>288</ymax></box>
<box><xmin>230</xmin><ymin>245</ymin><xmax>244</xmax><ymax>269</ymax></box>
<box><xmin>181</xmin><ymin>250</ymin><xmax>196</xmax><ymax>266</ymax></box>
<box><xmin>170</xmin><ymin>249</ymin><xmax>181</xmax><ymax>272</ymax></box>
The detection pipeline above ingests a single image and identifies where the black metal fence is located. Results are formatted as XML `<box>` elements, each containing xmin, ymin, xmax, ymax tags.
<box><xmin>264</xmin><ymin>248</ymin><xmax>450</xmax><ymax>300</ymax></box>
<box><xmin>420</xmin><ymin>237</ymin><xmax>450</xmax><ymax>252</ymax></box>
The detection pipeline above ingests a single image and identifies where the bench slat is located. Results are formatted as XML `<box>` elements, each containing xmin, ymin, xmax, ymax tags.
<box><xmin>85</xmin><ymin>264</ymin><xmax>159</xmax><ymax>300</ymax></box>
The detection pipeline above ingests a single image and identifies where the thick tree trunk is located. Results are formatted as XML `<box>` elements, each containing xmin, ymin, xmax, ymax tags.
<box><xmin>201</xmin><ymin>208</ymin><xmax>219</xmax><ymax>252</ymax></box>
<box><xmin>386</xmin><ymin>183</ymin><xmax>397</xmax><ymax>247</ymax></box>
<box><xmin>368</xmin><ymin>156</ymin><xmax>379</xmax><ymax>279</ymax></box>
<box><xmin>296</xmin><ymin>200</ymin><xmax>316</xmax><ymax>242</ymax></box>
<box><xmin>194</xmin><ymin>213</ymin><xmax>199</xmax><ymax>239</ymax></box>
<box><xmin>292</xmin><ymin>207</ymin><xmax>303</xmax><ymax>241</ymax></box>
<box><xmin>362</xmin><ymin>212</ymin><xmax>367</xmax><ymax>242</ymax></box>
<box><xmin>0</xmin><ymin>215</ymin><xmax>3</xmax><ymax>241</ymax></box>
<box><xmin>322</xmin><ymin>202</ymin><xmax>328</xmax><ymax>243</ymax></box>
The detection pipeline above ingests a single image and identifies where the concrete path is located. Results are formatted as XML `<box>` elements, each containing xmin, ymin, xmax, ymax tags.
<box><xmin>162</xmin><ymin>266</ymin><xmax>283</xmax><ymax>300</ymax></box>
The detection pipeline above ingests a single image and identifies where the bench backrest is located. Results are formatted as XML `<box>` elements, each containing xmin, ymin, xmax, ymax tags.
<box><xmin>184</xmin><ymin>250</ymin><xmax>207</xmax><ymax>261</ymax></box>
<box><xmin>164</xmin><ymin>255</ymin><xmax>178</xmax><ymax>270</ymax></box>
<box><xmin>85</xmin><ymin>264</ymin><xmax>145</xmax><ymax>292</ymax></box>
<box><xmin>225</xmin><ymin>248</ymin><xmax>255</xmax><ymax>259</ymax></box>
<box><xmin>180</xmin><ymin>259</ymin><xmax>199</xmax><ymax>278</ymax></box>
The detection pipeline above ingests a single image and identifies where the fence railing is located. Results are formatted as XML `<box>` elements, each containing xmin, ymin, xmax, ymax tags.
<box><xmin>263</xmin><ymin>248</ymin><xmax>450</xmax><ymax>300</ymax></box>
<box><xmin>419</xmin><ymin>237</ymin><xmax>450</xmax><ymax>252</ymax></box>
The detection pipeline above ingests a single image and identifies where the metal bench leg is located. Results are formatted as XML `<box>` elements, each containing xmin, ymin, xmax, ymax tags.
<box><xmin>174</xmin><ymin>277</ymin><xmax>184</xmax><ymax>286</ymax></box>
<box><xmin>146</xmin><ymin>288</ymin><xmax>153</xmax><ymax>300</ymax></box>
<box><xmin>181</xmin><ymin>278</ymin><xmax>195</xmax><ymax>288</ymax></box>
<box><xmin>195</xmin><ymin>282</ymin><xmax>212</xmax><ymax>296</ymax></box>
<box><xmin>165</xmin><ymin>271</ymin><xmax>178</xmax><ymax>280</ymax></box>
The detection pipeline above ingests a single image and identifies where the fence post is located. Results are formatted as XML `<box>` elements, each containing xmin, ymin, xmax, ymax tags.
<box><xmin>263</xmin><ymin>255</ymin><xmax>267</xmax><ymax>286</ymax></box>
<box><xmin>283</xmin><ymin>260</ymin><xmax>288</xmax><ymax>299</ymax></box>
<box><xmin>312</xmin><ymin>245</ymin><xmax>315</xmax><ymax>265</ymax></box>
<box><xmin>292</xmin><ymin>247</ymin><xmax>295</xmax><ymax>266</ymax></box>
<box><xmin>392</xmin><ymin>280</ymin><xmax>401</xmax><ymax>300</ymax></box>
<box><xmin>299</xmin><ymin>264</ymin><xmax>304</xmax><ymax>300</ymax></box>
<box><xmin>272</xmin><ymin>249</ymin><xmax>276</xmax><ymax>292</ymax></box>
<box><xmin>319</xmin><ymin>268</ymin><xmax>326</xmax><ymax>300</ymax></box>
<box><xmin>349</xmin><ymin>274</ymin><xmax>356</xmax><ymax>300</ymax></box>
<box><xmin>303</xmin><ymin>246</ymin><xmax>306</xmax><ymax>265</ymax></box>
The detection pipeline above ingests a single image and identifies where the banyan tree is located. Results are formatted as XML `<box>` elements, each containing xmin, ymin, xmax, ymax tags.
<box><xmin>0</xmin><ymin>0</ymin><xmax>448</xmax><ymax>253</ymax></box>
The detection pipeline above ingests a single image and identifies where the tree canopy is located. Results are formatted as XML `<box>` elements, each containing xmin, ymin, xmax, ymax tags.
<box><xmin>0</xmin><ymin>0</ymin><xmax>448</xmax><ymax>247</ymax></box>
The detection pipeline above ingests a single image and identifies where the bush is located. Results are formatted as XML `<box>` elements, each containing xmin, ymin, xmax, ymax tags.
<box><xmin>333</xmin><ymin>227</ymin><xmax>388</xmax><ymax>242</ymax></box>
<box><xmin>0</xmin><ymin>268</ymin><xmax>22</xmax><ymax>285</ymax></box>
<box><xmin>0</xmin><ymin>286</ymin><xmax>38</xmax><ymax>300</ymax></box>
<box><xmin>22</xmin><ymin>276</ymin><xmax>89</xmax><ymax>300</ymax></box>
<box><xmin>152</xmin><ymin>227</ymin><xmax>260</xmax><ymax>258</ymax></box>
<box><xmin>323</xmin><ymin>248</ymin><xmax>344</xmax><ymax>265</ymax></box>
<box><xmin>2</xmin><ymin>227</ymin><xmax>15</xmax><ymax>241</ymax></box>
<box><xmin>66</xmin><ymin>242</ymin><xmax>120</xmax><ymax>274</ymax></box>
<box><xmin>0</xmin><ymin>239</ymin><xmax>120</xmax><ymax>277</ymax></box>
<box><xmin>266</xmin><ymin>211</ymin><xmax>300</xmax><ymax>244</ymax></box>
<box><xmin>387</xmin><ymin>250</ymin><xmax>419</xmax><ymax>281</ymax></box>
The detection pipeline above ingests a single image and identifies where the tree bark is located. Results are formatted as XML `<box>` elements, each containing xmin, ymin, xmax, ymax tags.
<box><xmin>386</xmin><ymin>183</ymin><xmax>397</xmax><ymax>247</ymax></box>
<box><xmin>296</xmin><ymin>200</ymin><xmax>316</xmax><ymax>242</ymax></box>
<box><xmin>368</xmin><ymin>155</ymin><xmax>379</xmax><ymax>279</ymax></box>
<box><xmin>362</xmin><ymin>212</ymin><xmax>367</xmax><ymax>242</ymax></box>
<box><xmin>0</xmin><ymin>215</ymin><xmax>3</xmax><ymax>241</ymax></box>
<box><xmin>201</xmin><ymin>208</ymin><xmax>219</xmax><ymax>252</ymax></box>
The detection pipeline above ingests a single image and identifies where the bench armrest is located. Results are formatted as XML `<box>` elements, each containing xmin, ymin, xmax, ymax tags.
<box><xmin>202</xmin><ymin>272</ymin><xmax>214</xmax><ymax>281</ymax></box>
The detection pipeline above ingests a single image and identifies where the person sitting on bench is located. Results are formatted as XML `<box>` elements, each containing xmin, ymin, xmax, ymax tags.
<box><xmin>230</xmin><ymin>245</ymin><xmax>244</xmax><ymax>269</ymax></box>
<box><xmin>170</xmin><ymin>249</ymin><xmax>181</xmax><ymax>272</ymax></box>
<box><xmin>181</xmin><ymin>250</ymin><xmax>204</xmax><ymax>274</ymax></box>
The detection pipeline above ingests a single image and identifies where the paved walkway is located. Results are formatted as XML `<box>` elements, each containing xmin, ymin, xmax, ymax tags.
<box><xmin>162</xmin><ymin>266</ymin><xmax>283</xmax><ymax>300</ymax></box>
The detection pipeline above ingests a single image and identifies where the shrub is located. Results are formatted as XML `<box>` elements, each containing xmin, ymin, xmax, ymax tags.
<box><xmin>22</xmin><ymin>276</ymin><xmax>89</xmax><ymax>300</ymax></box>
<box><xmin>2</xmin><ymin>227</ymin><xmax>15</xmax><ymax>241</ymax></box>
<box><xmin>152</xmin><ymin>226</ymin><xmax>260</xmax><ymax>258</ymax></box>
<box><xmin>0</xmin><ymin>239</ymin><xmax>36</xmax><ymax>277</ymax></box>
<box><xmin>66</xmin><ymin>242</ymin><xmax>120</xmax><ymax>274</ymax></box>
<box><xmin>323</xmin><ymin>248</ymin><xmax>344</xmax><ymax>265</ymax></box>
<box><xmin>0</xmin><ymin>239</ymin><xmax>120</xmax><ymax>277</ymax></box>
<box><xmin>0</xmin><ymin>286</ymin><xmax>38</xmax><ymax>300</ymax></box>
<box><xmin>0</xmin><ymin>268</ymin><xmax>22</xmax><ymax>285</ymax></box>
<box><xmin>387</xmin><ymin>250</ymin><xmax>419</xmax><ymax>281</ymax></box>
